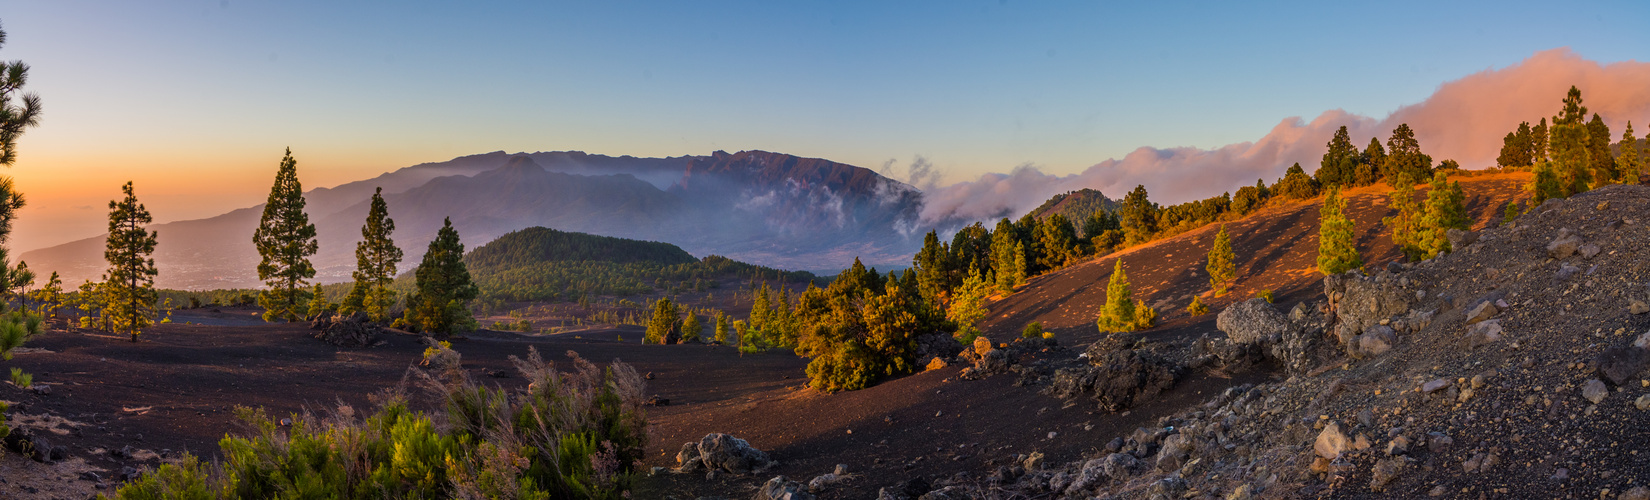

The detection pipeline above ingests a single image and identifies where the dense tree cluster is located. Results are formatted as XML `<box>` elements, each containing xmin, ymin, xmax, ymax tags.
<box><xmin>1503</xmin><ymin>86</ymin><xmax>1647</xmax><ymax>204</ymax></box>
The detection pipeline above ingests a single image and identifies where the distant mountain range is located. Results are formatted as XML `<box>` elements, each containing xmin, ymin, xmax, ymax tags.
<box><xmin>23</xmin><ymin>150</ymin><xmax>928</xmax><ymax>289</ymax></box>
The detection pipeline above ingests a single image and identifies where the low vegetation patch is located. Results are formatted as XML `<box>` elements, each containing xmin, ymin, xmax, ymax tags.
<box><xmin>104</xmin><ymin>348</ymin><xmax>649</xmax><ymax>499</ymax></box>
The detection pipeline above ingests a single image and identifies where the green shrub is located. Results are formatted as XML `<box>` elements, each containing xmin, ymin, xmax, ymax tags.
<box><xmin>1185</xmin><ymin>295</ymin><xmax>1209</xmax><ymax>316</ymax></box>
<box><xmin>9</xmin><ymin>367</ymin><xmax>30</xmax><ymax>388</ymax></box>
<box><xmin>1021</xmin><ymin>321</ymin><xmax>1044</xmax><ymax>339</ymax></box>
<box><xmin>1133</xmin><ymin>300</ymin><xmax>1157</xmax><ymax>329</ymax></box>
<box><xmin>1257</xmin><ymin>289</ymin><xmax>1274</xmax><ymax>303</ymax></box>
<box><xmin>106</xmin><ymin>347</ymin><xmax>648</xmax><ymax>500</ymax></box>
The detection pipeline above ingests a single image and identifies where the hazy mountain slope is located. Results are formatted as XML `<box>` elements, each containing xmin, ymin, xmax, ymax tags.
<box><xmin>23</xmin><ymin>150</ymin><xmax>924</xmax><ymax>289</ymax></box>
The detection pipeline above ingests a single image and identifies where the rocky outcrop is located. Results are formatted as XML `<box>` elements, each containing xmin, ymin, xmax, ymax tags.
<box><xmin>1324</xmin><ymin>271</ymin><xmax>1413</xmax><ymax>356</ymax></box>
<box><xmin>675</xmin><ymin>433</ymin><xmax>775</xmax><ymax>474</ymax></box>
<box><xmin>1044</xmin><ymin>340</ymin><xmax>1182</xmax><ymax>412</ymax></box>
<box><xmin>1212</xmin><ymin>298</ymin><xmax>1337</xmax><ymax>375</ymax></box>
<box><xmin>1216</xmin><ymin>298</ymin><xmax>1290</xmax><ymax>345</ymax></box>
<box><xmin>309</xmin><ymin>311</ymin><xmax>383</xmax><ymax>347</ymax></box>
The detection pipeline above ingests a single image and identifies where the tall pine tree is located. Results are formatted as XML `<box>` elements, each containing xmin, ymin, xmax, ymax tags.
<box><xmin>343</xmin><ymin>187</ymin><xmax>402</xmax><ymax>321</ymax></box>
<box><xmin>253</xmin><ymin>148</ymin><xmax>318</xmax><ymax>322</ymax></box>
<box><xmin>1586</xmin><ymin>113</ymin><xmax>1616</xmax><ymax>186</ymax></box>
<box><xmin>1384</xmin><ymin>173</ymin><xmax>1425</xmax><ymax>261</ymax></box>
<box><xmin>103</xmin><ymin>182</ymin><xmax>158</xmax><ymax>342</ymax></box>
<box><xmin>1417</xmin><ymin>172</ymin><xmax>1469</xmax><ymax>259</ymax></box>
<box><xmin>406</xmin><ymin>218</ymin><xmax>478</xmax><ymax>334</ymax></box>
<box><xmin>1382</xmin><ymin>123</ymin><xmax>1432</xmax><ymax>187</ymax></box>
<box><xmin>1316</xmin><ymin>186</ymin><xmax>1362</xmax><ymax>275</ymax></box>
<box><xmin>1206</xmin><ymin>224</ymin><xmax>1235</xmax><ymax>296</ymax></box>
<box><xmin>1620</xmin><ymin>122</ymin><xmax>1642</xmax><ymax>181</ymax></box>
<box><xmin>1318</xmin><ymin>126</ymin><xmax>1359</xmax><ymax>187</ymax></box>
<box><xmin>1096</xmin><ymin>259</ymin><xmax>1136</xmax><ymax>332</ymax></box>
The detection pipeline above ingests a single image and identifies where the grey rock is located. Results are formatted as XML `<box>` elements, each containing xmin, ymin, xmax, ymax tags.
<box><xmin>1621</xmin><ymin>486</ymin><xmax>1650</xmax><ymax>500</ymax></box>
<box><xmin>1464</xmin><ymin>320</ymin><xmax>1505</xmax><ymax>348</ymax></box>
<box><xmin>1357</xmin><ymin>325</ymin><xmax>1397</xmax><ymax>357</ymax></box>
<box><xmin>1637</xmin><ymin>394</ymin><xmax>1650</xmax><ymax>411</ymax></box>
<box><xmin>30</xmin><ymin>384</ymin><xmax>50</xmax><ymax>396</ymax></box>
<box><xmin>1579</xmin><ymin>243</ymin><xmax>1602</xmax><ymax>259</ymax></box>
<box><xmin>1385</xmin><ymin>435</ymin><xmax>1410</xmax><ymax>456</ymax></box>
<box><xmin>1370</xmin><ymin>457</ymin><xmax>1407</xmax><ymax>492</ymax></box>
<box><xmin>1593</xmin><ymin>346</ymin><xmax>1650</xmax><ymax>385</ymax></box>
<box><xmin>1426</xmin><ymin>432</ymin><xmax>1453</xmax><ymax>451</ymax></box>
<box><xmin>1581</xmin><ymin>378</ymin><xmax>1608</xmax><ymax>404</ymax></box>
<box><xmin>1216</xmin><ymin>298</ymin><xmax>1290</xmax><ymax>345</ymax></box>
<box><xmin>1445</xmin><ymin>228</ymin><xmax>1478</xmax><ymax>253</ymax></box>
<box><xmin>1154</xmin><ymin>433</ymin><xmax>1190</xmax><ymax>471</ymax></box>
<box><xmin>1314</xmin><ymin>421</ymin><xmax>1352</xmax><ymax>459</ymax></box>
<box><xmin>691</xmin><ymin>433</ymin><xmax>775</xmax><ymax>474</ymax></box>
<box><xmin>1556</xmin><ymin>263</ymin><xmax>1581</xmax><ymax>280</ymax></box>
<box><xmin>756</xmin><ymin>476</ymin><xmax>814</xmax><ymax>500</ymax></box>
<box><xmin>1548</xmin><ymin>230</ymin><xmax>1582</xmax><ymax>259</ymax></box>
<box><xmin>1630</xmin><ymin>300</ymin><xmax>1649</xmax><ymax>315</ymax></box>
<box><xmin>1465</xmin><ymin>301</ymin><xmax>1498</xmax><ymax>324</ymax></box>
<box><xmin>1421</xmin><ymin>379</ymin><xmax>1452</xmax><ymax>393</ymax></box>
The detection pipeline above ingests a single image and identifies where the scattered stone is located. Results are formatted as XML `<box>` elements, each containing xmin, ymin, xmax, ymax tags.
<box><xmin>1154</xmin><ymin>433</ymin><xmax>1190</xmax><ymax>471</ymax></box>
<box><xmin>1445</xmin><ymin>228</ymin><xmax>1477</xmax><ymax>253</ymax></box>
<box><xmin>756</xmin><ymin>476</ymin><xmax>814</xmax><ymax>500</ymax></box>
<box><xmin>1556</xmin><ymin>263</ymin><xmax>1582</xmax><ymax>280</ymax></box>
<box><xmin>1465</xmin><ymin>301</ymin><xmax>1499</xmax><ymax>324</ymax></box>
<box><xmin>1465</xmin><ymin>320</ymin><xmax>1505</xmax><ymax>348</ymax></box>
<box><xmin>1022</xmin><ymin>451</ymin><xmax>1044</xmax><ymax>470</ymax></box>
<box><xmin>1357</xmin><ymin>325</ymin><xmax>1397</xmax><ymax>357</ymax></box>
<box><xmin>1581</xmin><ymin>379</ymin><xmax>1608</xmax><ymax>404</ymax></box>
<box><xmin>1369</xmin><ymin>457</ymin><xmax>1407</xmax><ymax>492</ymax></box>
<box><xmin>1547</xmin><ymin>230</ymin><xmax>1582</xmax><ymax>259</ymax></box>
<box><xmin>1421</xmin><ymin>379</ymin><xmax>1452</xmax><ymax>393</ymax></box>
<box><xmin>1594</xmin><ymin>346</ymin><xmax>1650</xmax><ymax>385</ymax></box>
<box><xmin>1621</xmin><ymin>486</ymin><xmax>1650</xmax><ymax>500</ymax></box>
<box><xmin>30</xmin><ymin>384</ymin><xmax>50</xmax><ymax>396</ymax></box>
<box><xmin>1463</xmin><ymin>453</ymin><xmax>1488</xmax><ymax>473</ymax></box>
<box><xmin>1385</xmin><ymin>435</ymin><xmax>1410</xmax><ymax>456</ymax></box>
<box><xmin>1579</xmin><ymin>243</ymin><xmax>1602</xmax><ymax>259</ymax></box>
<box><xmin>1429</xmin><ymin>485</ymin><xmax>1449</xmax><ymax>497</ymax></box>
<box><xmin>808</xmin><ymin>473</ymin><xmax>842</xmax><ymax>493</ymax></box>
<box><xmin>1226</xmin><ymin>484</ymin><xmax>1253</xmax><ymax>500</ymax></box>
<box><xmin>925</xmin><ymin>357</ymin><xmax>949</xmax><ymax>371</ymax></box>
<box><xmin>1630</xmin><ymin>300</ymin><xmax>1649</xmax><ymax>315</ymax></box>
<box><xmin>1636</xmin><ymin>394</ymin><xmax>1650</xmax><ymax>411</ymax></box>
<box><xmin>1427</xmin><ymin>432</ymin><xmax>1453</xmax><ymax>451</ymax></box>
<box><xmin>972</xmin><ymin>336</ymin><xmax>993</xmax><ymax>357</ymax></box>
<box><xmin>1314</xmin><ymin>421</ymin><xmax>1352</xmax><ymax>459</ymax></box>
<box><xmin>1357</xmin><ymin>408</ymin><xmax>1374</xmax><ymax>427</ymax></box>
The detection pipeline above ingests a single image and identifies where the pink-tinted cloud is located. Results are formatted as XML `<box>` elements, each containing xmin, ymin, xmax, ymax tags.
<box><xmin>920</xmin><ymin>49</ymin><xmax>1650</xmax><ymax>225</ymax></box>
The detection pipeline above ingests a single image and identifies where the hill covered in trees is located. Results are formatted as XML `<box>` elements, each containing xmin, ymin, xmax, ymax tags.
<box><xmin>449</xmin><ymin>227</ymin><xmax>816</xmax><ymax>305</ymax></box>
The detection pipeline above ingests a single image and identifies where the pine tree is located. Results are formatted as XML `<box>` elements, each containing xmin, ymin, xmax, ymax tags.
<box><xmin>253</xmin><ymin>148</ymin><xmax>318</xmax><ymax>322</ymax></box>
<box><xmin>1549</xmin><ymin>87</ymin><xmax>1593</xmax><ymax>196</ymax></box>
<box><xmin>305</xmin><ymin>283</ymin><xmax>329</xmax><ymax>320</ymax></box>
<box><xmin>1119</xmin><ymin>185</ymin><xmax>1157</xmax><ymax>245</ymax></box>
<box><xmin>1317</xmin><ymin>126</ymin><xmax>1359</xmax><ymax>187</ymax></box>
<box><xmin>681</xmin><ymin>313</ymin><xmax>703</xmax><ymax>343</ymax></box>
<box><xmin>713</xmin><ymin>310</ymin><xmax>729</xmax><ymax>344</ymax></box>
<box><xmin>1358</xmin><ymin>137</ymin><xmax>1386</xmax><ymax>186</ymax></box>
<box><xmin>1620</xmin><ymin>122</ymin><xmax>1642</xmax><ymax>181</ymax></box>
<box><xmin>102</xmin><ymin>181</ymin><xmax>158</xmax><ymax>342</ymax></box>
<box><xmin>1417</xmin><ymin>172</ymin><xmax>1469</xmax><ymax>259</ymax></box>
<box><xmin>1586</xmin><ymin>114</ymin><xmax>1616</xmax><ymax>186</ymax></box>
<box><xmin>1317</xmin><ymin>186</ymin><xmax>1363</xmax><ymax>275</ymax></box>
<box><xmin>1011</xmin><ymin>241</ymin><xmax>1027</xmax><ymax>286</ymax></box>
<box><xmin>1383</xmin><ymin>123</ymin><xmax>1432</xmax><ymax>187</ymax></box>
<box><xmin>406</xmin><ymin>218</ymin><xmax>478</xmax><ymax>334</ymax></box>
<box><xmin>913</xmin><ymin>230</ymin><xmax>951</xmax><ymax>305</ymax></box>
<box><xmin>30</xmin><ymin>271</ymin><xmax>61</xmax><ymax>319</ymax></box>
<box><xmin>1206</xmin><ymin>224</ymin><xmax>1235</xmax><ymax>296</ymax></box>
<box><xmin>1384</xmin><ymin>174</ymin><xmax>1424</xmax><ymax>261</ymax></box>
<box><xmin>0</xmin><ymin>26</ymin><xmax>41</xmax><ymax>168</ymax></box>
<box><xmin>1528</xmin><ymin>161</ymin><xmax>1563</xmax><ymax>205</ymax></box>
<box><xmin>1531</xmin><ymin>118</ymin><xmax>1550</xmax><ymax>163</ymax></box>
<box><xmin>1096</xmin><ymin>259</ymin><xmax>1135</xmax><ymax>332</ymax></box>
<box><xmin>644</xmin><ymin>298</ymin><xmax>678</xmax><ymax>344</ymax></box>
<box><xmin>348</xmin><ymin>187</ymin><xmax>402</xmax><ymax>321</ymax></box>
<box><xmin>945</xmin><ymin>266</ymin><xmax>990</xmax><ymax>342</ymax></box>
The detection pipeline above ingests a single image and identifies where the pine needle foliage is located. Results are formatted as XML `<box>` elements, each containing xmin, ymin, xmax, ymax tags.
<box><xmin>1316</xmin><ymin>186</ymin><xmax>1362</xmax><ymax>275</ymax></box>
<box><xmin>1096</xmin><ymin>259</ymin><xmax>1136</xmax><ymax>333</ymax></box>
<box><xmin>345</xmin><ymin>187</ymin><xmax>402</xmax><ymax>322</ymax></box>
<box><xmin>406</xmin><ymin>218</ymin><xmax>478</xmax><ymax>334</ymax></box>
<box><xmin>252</xmin><ymin>148</ymin><xmax>318</xmax><ymax>322</ymax></box>
<box><xmin>103</xmin><ymin>182</ymin><xmax>158</xmax><ymax>342</ymax></box>
<box><xmin>1206</xmin><ymin>224</ymin><xmax>1235</xmax><ymax>296</ymax></box>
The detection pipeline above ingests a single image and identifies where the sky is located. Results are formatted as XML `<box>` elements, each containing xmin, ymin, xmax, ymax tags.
<box><xmin>2</xmin><ymin>1</ymin><xmax>1649</xmax><ymax>253</ymax></box>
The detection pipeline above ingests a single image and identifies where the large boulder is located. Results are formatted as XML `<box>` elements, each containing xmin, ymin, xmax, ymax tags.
<box><xmin>677</xmin><ymin>433</ymin><xmax>775</xmax><ymax>474</ymax></box>
<box><xmin>1324</xmin><ymin>271</ymin><xmax>1413</xmax><ymax>352</ymax></box>
<box><xmin>1216</xmin><ymin>298</ymin><xmax>1290</xmax><ymax>345</ymax></box>
<box><xmin>310</xmin><ymin>311</ymin><xmax>382</xmax><ymax>347</ymax></box>
<box><xmin>755</xmin><ymin>476</ymin><xmax>814</xmax><ymax>500</ymax></box>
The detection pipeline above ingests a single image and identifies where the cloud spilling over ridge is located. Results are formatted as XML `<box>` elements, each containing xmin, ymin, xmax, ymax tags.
<box><xmin>920</xmin><ymin>49</ymin><xmax>1650</xmax><ymax>226</ymax></box>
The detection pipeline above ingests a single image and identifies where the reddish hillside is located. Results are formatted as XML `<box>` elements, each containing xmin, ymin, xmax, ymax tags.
<box><xmin>980</xmin><ymin>173</ymin><xmax>1530</xmax><ymax>344</ymax></box>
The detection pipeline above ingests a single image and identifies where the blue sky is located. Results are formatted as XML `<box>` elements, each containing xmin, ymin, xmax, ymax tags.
<box><xmin>2</xmin><ymin>1</ymin><xmax>1647</xmax><ymax>250</ymax></box>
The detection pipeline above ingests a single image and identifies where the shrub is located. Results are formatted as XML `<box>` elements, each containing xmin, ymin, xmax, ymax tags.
<box><xmin>1257</xmin><ymin>289</ymin><xmax>1274</xmax><ymax>303</ymax></box>
<box><xmin>107</xmin><ymin>348</ymin><xmax>647</xmax><ymax>500</ymax></box>
<box><xmin>9</xmin><ymin>367</ymin><xmax>30</xmax><ymax>388</ymax></box>
<box><xmin>1021</xmin><ymin>321</ymin><xmax>1044</xmax><ymax>339</ymax></box>
<box><xmin>1186</xmin><ymin>295</ymin><xmax>1209</xmax><ymax>316</ymax></box>
<box><xmin>1041</xmin><ymin>331</ymin><xmax>1055</xmax><ymax>340</ymax></box>
<box><xmin>1133</xmin><ymin>300</ymin><xmax>1156</xmax><ymax>329</ymax></box>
